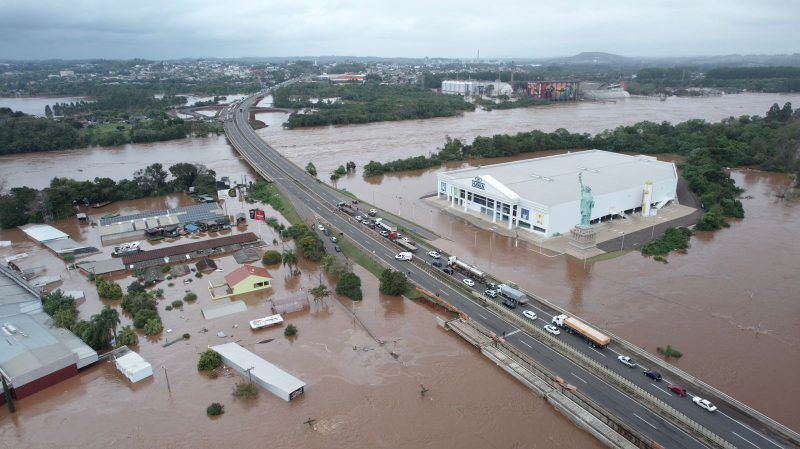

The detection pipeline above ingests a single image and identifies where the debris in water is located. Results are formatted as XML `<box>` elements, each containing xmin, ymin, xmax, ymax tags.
<box><xmin>257</xmin><ymin>338</ymin><xmax>274</xmax><ymax>344</ymax></box>
<box><xmin>217</xmin><ymin>331</ymin><xmax>226</xmax><ymax>338</ymax></box>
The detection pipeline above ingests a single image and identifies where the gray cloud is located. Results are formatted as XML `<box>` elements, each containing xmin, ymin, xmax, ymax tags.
<box><xmin>0</xmin><ymin>0</ymin><xmax>798</xmax><ymax>59</ymax></box>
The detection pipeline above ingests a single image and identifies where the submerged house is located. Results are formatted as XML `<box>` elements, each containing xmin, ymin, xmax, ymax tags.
<box><xmin>208</xmin><ymin>265</ymin><xmax>272</xmax><ymax>300</ymax></box>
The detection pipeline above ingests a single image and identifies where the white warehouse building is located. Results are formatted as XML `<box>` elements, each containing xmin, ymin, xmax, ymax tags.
<box><xmin>436</xmin><ymin>150</ymin><xmax>678</xmax><ymax>237</ymax></box>
<box><xmin>441</xmin><ymin>80</ymin><xmax>513</xmax><ymax>97</ymax></box>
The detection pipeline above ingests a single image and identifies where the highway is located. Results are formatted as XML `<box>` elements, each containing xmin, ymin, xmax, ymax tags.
<box><xmin>224</xmin><ymin>87</ymin><xmax>792</xmax><ymax>449</ymax></box>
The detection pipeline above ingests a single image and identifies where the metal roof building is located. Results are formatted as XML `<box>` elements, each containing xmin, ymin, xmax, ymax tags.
<box><xmin>436</xmin><ymin>150</ymin><xmax>678</xmax><ymax>237</ymax></box>
<box><xmin>98</xmin><ymin>203</ymin><xmax>225</xmax><ymax>244</ymax></box>
<box><xmin>210</xmin><ymin>342</ymin><xmax>305</xmax><ymax>401</ymax></box>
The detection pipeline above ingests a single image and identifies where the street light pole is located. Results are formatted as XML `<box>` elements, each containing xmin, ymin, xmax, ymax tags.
<box><xmin>620</xmin><ymin>232</ymin><xmax>625</xmax><ymax>251</ymax></box>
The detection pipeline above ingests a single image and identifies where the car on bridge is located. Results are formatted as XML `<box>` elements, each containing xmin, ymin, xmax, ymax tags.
<box><xmin>522</xmin><ymin>310</ymin><xmax>537</xmax><ymax>320</ymax></box>
<box><xmin>317</xmin><ymin>224</ymin><xmax>325</xmax><ymax>231</ymax></box>
<box><xmin>462</xmin><ymin>278</ymin><xmax>475</xmax><ymax>287</ymax></box>
<box><xmin>368</xmin><ymin>209</ymin><xmax>377</xmax><ymax>216</ymax></box>
<box><xmin>643</xmin><ymin>369</ymin><xmax>663</xmax><ymax>381</ymax></box>
<box><xmin>330</xmin><ymin>236</ymin><xmax>338</xmax><ymax>243</ymax></box>
<box><xmin>617</xmin><ymin>356</ymin><xmax>637</xmax><ymax>368</ymax></box>
<box><xmin>443</xmin><ymin>267</ymin><xmax>454</xmax><ymax>275</ymax></box>
<box><xmin>379</xmin><ymin>230</ymin><xmax>389</xmax><ymax>237</ymax></box>
<box><xmin>484</xmin><ymin>289</ymin><xmax>497</xmax><ymax>298</ymax></box>
<box><xmin>431</xmin><ymin>261</ymin><xmax>442</xmax><ymax>268</ymax></box>
<box><xmin>543</xmin><ymin>324</ymin><xmax>561</xmax><ymax>335</ymax></box>
<box><xmin>427</xmin><ymin>251</ymin><xmax>441</xmax><ymax>259</ymax></box>
<box><xmin>692</xmin><ymin>396</ymin><xmax>717</xmax><ymax>412</ymax></box>
<box><xmin>668</xmin><ymin>384</ymin><xmax>687</xmax><ymax>397</ymax></box>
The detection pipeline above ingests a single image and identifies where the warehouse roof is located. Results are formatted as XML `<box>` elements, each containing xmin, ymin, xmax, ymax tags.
<box><xmin>210</xmin><ymin>342</ymin><xmax>305</xmax><ymax>399</ymax></box>
<box><xmin>439</xmin><ymin>150</ymin><xmax>677</xmax><ymax>207</ymax></box>
<box><xmin>121</xmin><ymin>233</ymin><xmax>258</xmax><ymax>264</ymax></box>
<box><xmin>0</xmin><ymin>313</ymin><xmax>76</xmax><ymax>387</ymax></box>
<box><xmin>19</xmin><ymin>224</ymin><xmax>69</xmax><ymax>243</ymax></box>
<box><xmin>100</xmin><ymin>202</ymin><xmax>223</xmax><ymax>227</ymax></box>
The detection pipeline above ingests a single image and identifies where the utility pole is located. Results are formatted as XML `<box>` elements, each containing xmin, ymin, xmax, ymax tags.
<box><xmin>163</xmin><ymin>366</ymin><xmax>171</xmax><ymax>393</ymax></box>
<box><xmin>246</xmin><ymin>366</ymin><xmax>255</xmax><ymax>384</ymax></box>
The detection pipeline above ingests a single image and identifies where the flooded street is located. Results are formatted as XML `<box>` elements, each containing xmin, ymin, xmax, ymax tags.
<box><xmin>0</xmin><ymin>195</ymin><xmax>602</xmax><ymax>449</ymax></box>
<box><xmin>1</xmin><ymin>92</ymin><xmax>799</xmax><ymax>438</ymax></box>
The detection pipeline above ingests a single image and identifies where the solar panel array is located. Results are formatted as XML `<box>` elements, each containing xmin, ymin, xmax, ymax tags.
<box><xmin>100</xmin><ymin>203</ymin><xmax>224</xmax><ymax>227</ymax></box>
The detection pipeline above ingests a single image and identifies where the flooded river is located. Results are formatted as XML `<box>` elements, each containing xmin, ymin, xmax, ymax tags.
<box><xmin>1</xmin><ymin>93</ymin><xmax>799</xmax><ymax>435</ymax></box>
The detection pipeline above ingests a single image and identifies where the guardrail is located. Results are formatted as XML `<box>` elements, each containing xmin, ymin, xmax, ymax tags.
<box><xmin>479</xmin><ymin>297</ymin><xmax>736</xmax><ymax>449</ymax></box>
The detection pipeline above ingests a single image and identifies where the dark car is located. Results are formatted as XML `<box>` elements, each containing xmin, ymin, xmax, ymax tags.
<box><xmin>334</xmin><ymin>245</ymin><xmax>341</xmax><ymax>252</ymax></box>
<box><xmin>431</xmin><ymin>261</ymin><xmax>442</xmax><ymax>268</ymax></box>
<box><xmin>643</xmin><ymin>369</ymin><xmax>662</xmax><ymax>381</ymax></box>
<box><xmin>501</xmin><ymin>298</ymin><xmax>517</xmax><ymax>309</ymax></box>
<box><xmin>442</xmin><ymin>267</ymin><xmax>454</xmax><ymax>275</ymax></box>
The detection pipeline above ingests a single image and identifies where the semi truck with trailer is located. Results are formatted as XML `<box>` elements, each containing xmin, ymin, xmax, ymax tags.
<box><xmin>551</xmin><ymin>314</ymin><xmax>611</xmax><ymax>348</ymax></box>
<box><xmin>446</xmin><ymin>257</ymin><xmax>486</xmax><ymax>283</ymax></box>
<box><xmin>395</xmin><ymin>239</ymin><xmax>418</xmax><ymax>253</ymax></box>
<box><xmin>497</xmin><ymin>284</ymin><xmax>529</xmax><ymax>305</ymax></box>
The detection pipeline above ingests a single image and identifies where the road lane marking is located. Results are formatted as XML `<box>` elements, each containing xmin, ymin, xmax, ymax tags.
<box><xmin>607</xmin><ymin>347</ymin><xmax>621</xmax><ymax>356</ymax></box>
<box><xmin>733</xmin><ymin>431</ymin><xmax>762</xmax><ymax>448</ymax></box>
<box><xmin>478</xmin><ymin>313</ymin><xmax>488</xmax><ymax>320</ymax></box>
<box><xmin>718</xmin><ymin>412</ymin><xmax>784</xmax><ymax>449</ymax></box>
<box><xmin>590</xmin><ymin>347</ymin><xmax>607</xmax><ymax>358</ymax></box>
<box><xmin>633</xmin><ymin>413</ymin><xmax>658</xmax><ymax>429</ymax></box>
<box><xmin>506</xmin><ymin>329</ymin><xmax>521</xmax><ymax>337</ymax></box>
<box><xmin>519</xmin><ymin>340</ymin><xmax>532</xmax><ymax>348</ymax></box>
<box><xmin>571</xmin><ymin>372</ymin><xmax>588</xmax><ymax>384</ymax></box>
<box><xmin>651</xmin><ymin>383</ymin><xmax>673</xmax><ymax>396</ymax></box>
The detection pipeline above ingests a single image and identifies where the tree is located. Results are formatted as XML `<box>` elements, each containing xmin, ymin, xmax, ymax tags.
<box><xmin>117</xmin><ymin>325</ymin><xmax>139</xmax><ymax>347</ymax></box>
<box><xmin>198</xmin><ymin>349</ymin><xmax>222</xmax><ymax>371</ymax></box>
<box><xmin>281</xmin><ymin>249</ymin><xmax>299</xmax><ymax>273</ymax></box>
<box><xmin>334</xmin><ymin>165</ymin><xmax>347</xmax><ymax>176</ymax></box>
<box><xmin>143</xmin><ymin>318</ymin><xmax>163</xmax><ymax>336</ymax></box>
<box><xmin>168</xmin><ymin>162</ymin><xmax>199</xmax><ymax>191</ymax></box>
<box><xmin>96</xmin><ymin>278</ymin><xmax>123</xmax><ymax>300</ymax></box>
<box><xmin>284</xmin><ymin>323</ymin><xmax>298</xmax><ymax>337</ymax></box>
<box><xmin>336</xmin><ymin>272</ymin><xmax>363</xmax><ymax>301</ymax></box>
<box><xmin>98</xmin><ymin>306</ymin><xmax>120</xmax><ymax>342</ymax></box>
<box><xmin>305</xmin><ymin>162</ymin><xmax>317</xmax><ymax>177</ymax></box>
<box><xmin>310</xmin><ymin>285</ymin><xmax>331</xmax><ymax>302</ymax></box>
<box><xmin>262</xmin><ymin>250</ymin><xmax>282</xmax><ymax>265</ymax></box>
<box><xmin>379</xmin><ymin>269</ymin><xmax>409</xmax><ymax>296</ymax></box>
<box><xmin>126</xmin><ymin>280</ymin><xmax>146</xmax><ymax>294</ymax></box>
<box><xmin>297</xmin><ymin>235</ymin><xmax>325</xmax><ymax>261</ymax></box>
<box><xmin>53</xmin><ymin>308</ymin><xmax>76</xmax><ymax>329</ymax></box>
<box><xmin>44</xmin><ymin>104</ymin><xmax>53</xmax><ymax>119</ymax></box>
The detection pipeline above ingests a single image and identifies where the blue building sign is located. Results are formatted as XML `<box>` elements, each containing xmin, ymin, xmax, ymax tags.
<box><xmin>520</xmin><ymin>208</ymin><xmax>530</xmax><ymax>221</ymax></box>
<box><xmin>471</xmin><ymin>177</ymin><xmax>485</xmax><ymax>190</ymax></box>
<box><xmin>440</xmin><ymin>181</ymin><xmax>447</xmax><ymax>193</ymax></box>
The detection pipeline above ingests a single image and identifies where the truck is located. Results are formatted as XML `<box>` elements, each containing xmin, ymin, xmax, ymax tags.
<box><xmin>551</xmin><ymin>314</ymin><xmax>611</xmax><ymax>348</ymax></box>
<box><xmin>337</xmin><ymin>202</ymin><xmax>358</xmax><ymax>216</ymax></box>
<box><xmin>395</xmin><ymin>239</ymin><xmax>417</xmax><ymax>253</ymax></box>
<box><xmin>375</xmin><ymin>218</ymin><xmax>397</xmax><ymax>233</ymax></box>
<box><xmin>497</xmin><ymin>284</ymin><xmax>528</xmax><ymax>305</ymax></box>
<box><xmin>446</xmin><ymin>256</ymin><xmax>486</xmax><ymax>283</ymax></box>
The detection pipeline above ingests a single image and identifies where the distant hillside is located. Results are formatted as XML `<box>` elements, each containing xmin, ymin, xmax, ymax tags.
<box><xmin>555</xmin><ymin>52</ymin><xmax>630</xmax><ymax>64</ymax></box>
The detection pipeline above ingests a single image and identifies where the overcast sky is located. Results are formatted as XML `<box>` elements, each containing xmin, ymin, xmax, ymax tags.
<box><xmin>1</xmin><ymin>0</ymin><xmax>798</xmax><ymax>60</ymax></box>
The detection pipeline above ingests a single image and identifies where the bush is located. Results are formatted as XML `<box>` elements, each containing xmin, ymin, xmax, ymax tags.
<box><xmin>96</xmin><ymin>278</ymin><xmax>123</xmax><ymax>300</ymax></box>
<box><xmin>195</xmin><ymin>272</ymin><xmax>203</xmax><ymax>278</ymax></box>
<box><xmin>284</xmin><ymin>323</ymin><xmax>298</xmax><ymax>337</ymax></box>
<box><xmin>206</xmin><ymin>402</ymin><xmax>224</xmax><ymax>417</ymax></box>
<box><xmin>117</xmin><ymin>325</ymin><xmax>139</xmax><ymax>346</ymax></box>
<box><xmin>171</xmin><ymin>299</ymin><xmax>184</xmax><ymax>308</ymax></box>
<box><xmin>165</xmin><ymin>305</ymin><xmax>173</xmax><ymax>311</ymax></box>
<box><xmin>161</xmin><ymin>265</ymin><xmax>172</xmax><ymax>273</ymax></box>
<box><xmin>379</xmin><ymin>269</ymin><xmax>409</xmax><ymax>296</ymax></box>
<box><xmin>182</xmin><ymin>333</ymin><xmax>190</xmax><ymax>340</ymax></box>
<box><xmin>154</xmin><ymin>288</ymin><xmax>165</xmax><ymax>298</ymax></box>
<box><xmin>133</xmin><ymin>308</ymin><xmax>159</xmax><ymax>328</ymax></box>
<box><xmin>658</xmin><ymin>345</ymin><xmax>684</xmax><ymax>359</ymax></box>
<box><xmin>198</xmin><ymin>349</ymin><xmax>222</xmax><ymax>371</ymax></box>
<box><xmin>641</xmin><ymin>227</ymin><xmax>693</xmax><ymax>256</ymax></box>
<box><xmin>262</xmin><ymin>250</ymin><xmax>282</xmax><ymax>265</ymax></box>
<box><xmin>184</xmin><ymin>292</ymin><xmax>198</xmax><ymax>302</ymax></box>
<box><xmin>126</xmin><ymin>280</ymin><xmax>146</xmax><ymax>294</ymax></box>
<box><xmin>233</xmin><ymin>381</ymin><xmax>259</xmax><ymax>399</ymax></box>
<box><xmin>336</xmin><ymin>272</ymin><xmax>363</xmax><ymax>301</ymax></box>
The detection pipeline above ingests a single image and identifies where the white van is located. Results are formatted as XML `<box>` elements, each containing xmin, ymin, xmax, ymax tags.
<box><xmin>395</xmin><ymin>252</ymin><xmax>413</xmax><ymax>261</ymax></box>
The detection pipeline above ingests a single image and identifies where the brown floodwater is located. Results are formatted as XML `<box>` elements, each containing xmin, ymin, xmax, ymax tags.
<box><xmin>1</xmin><ymin>92</ymin><xmax>799</xmax><ymax>435</ymax></box>
<box><xmin>0</xmin><ymin>195</ymin><xmax>603</xmax><ymax>449</ymax></box>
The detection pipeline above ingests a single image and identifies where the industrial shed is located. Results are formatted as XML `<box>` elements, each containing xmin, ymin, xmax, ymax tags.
<box><xmin>210</xmin><ymin>342</ymin><xmax>305</xmax><ymax>401</ymax></box>
<box><xmin>436</xmin><ymin>150</ymin><xmax>678</xmax><ymax>237</ymax></box>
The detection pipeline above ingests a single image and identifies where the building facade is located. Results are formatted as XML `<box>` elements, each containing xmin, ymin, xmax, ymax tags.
<box><xmin>436</xmin><ymin>150</ymin><xmax>678</xmax><ymax>237</ymax></box>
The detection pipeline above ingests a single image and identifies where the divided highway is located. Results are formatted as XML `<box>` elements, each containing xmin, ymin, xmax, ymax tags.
<box><xmin>225</xmin><ymin>88</ymin><xmax>791</xmax><ymax>449</ymax></box>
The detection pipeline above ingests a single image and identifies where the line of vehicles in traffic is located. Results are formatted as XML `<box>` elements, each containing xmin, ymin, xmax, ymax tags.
<box><xmin>616</xmin><ymin>355</ymin><xmax>718</xmax><ymax>412</ymax></box>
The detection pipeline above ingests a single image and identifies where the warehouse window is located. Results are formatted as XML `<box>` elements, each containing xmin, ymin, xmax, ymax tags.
<box><xmin>533</xmin><ymin>226</ymin><xmax>546</xmax><ymax>233</ymax></box>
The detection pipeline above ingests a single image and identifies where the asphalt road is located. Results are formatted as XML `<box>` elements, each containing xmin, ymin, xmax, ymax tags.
<box><xmin>225</xmin><ymin>87</ymin><xmax>790</xmax><ymax>449</ymax></box>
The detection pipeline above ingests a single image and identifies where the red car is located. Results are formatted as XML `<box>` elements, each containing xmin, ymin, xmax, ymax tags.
<box><xmin>668</xmin><ymin>384</ymin><xmax>687</xmax><ymax>397</ymax></box>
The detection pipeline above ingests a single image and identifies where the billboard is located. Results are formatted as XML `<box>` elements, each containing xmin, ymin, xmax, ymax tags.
<box><xmin>528</xmin><ymin>82</ymin><xmax>579</xmax><ymax>101</ymax></box>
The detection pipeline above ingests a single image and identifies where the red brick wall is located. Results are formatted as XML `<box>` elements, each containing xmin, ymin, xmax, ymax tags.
<box><xmin>0</xmin><ymin>363</ymin><xmax>78</xmax><ymax>404</ymax></box>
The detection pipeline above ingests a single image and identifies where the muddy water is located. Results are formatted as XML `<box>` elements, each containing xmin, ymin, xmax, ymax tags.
<box><xmin>0</xmin><ymin>96</ymin><xmax>88</xmax><ymax>116</ymax></box>
<box><xmin>339</xmin><ymin>162</ymin><xmax>800</xmax><ymax>428</ymax></box>
<box><xmin>256</xmin><ymin>92</ymin><xmax>800</xmax><ymax>177</ymax></box>
<box><xmin>0</xmin><ymin>196</ymin><xmax>602</xmax><ymax>449</ymax></box>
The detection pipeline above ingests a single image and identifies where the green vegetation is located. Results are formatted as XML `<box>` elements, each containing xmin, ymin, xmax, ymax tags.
<box><xmin>262</xmin><ymin>250</ymin><xmax>282</xmax><ymax>265</ymax></box>
<box><xmin>121</xmin><ymin>289</ymin><xmax>163</xmax><ymax>332</ymax></box>
<box><xmin>305</xmin><ymin>162</ymin><xmax>317</xmax><ymax>177</ymax></box>
<box><xmin>42</xmin><ymin>290</ymin><xmax>78</xmax><ymax>329</ymax></box>
<box><xmin>335</xmin><ymin>272</ymin><xmax>363</xmax><ymax>301</ymax></box>
<box><xmin>284</xmin><ymin>323</ymin><xmax>298</xmax><ymax>337</ymax></box>
<box><xmin>198</xmin><ymin>349</ymin><xmax>222</xmax><ymax>371</ymax></box>
<box><xmin>71</xmin><ymin>306</ymin><xmax>120</xmax><ymax>350</ymax></box>
<box><xmin>247</xmin><ymin>180</ymin><xmax>303</xmax><ymax>225</ymax></box>
<box><xmin>232</xmin><ymin>381</ymin><xmax>259</xmax><ymax>399</ymax></box>
<box><xmin>171</xmin><ymin>299</ymin><xmax>184</xmax><ymax>308</ymax></box>
<box><xmin>183</xmin><ymin>292</ymin><xmax>198</xmax><ymax>302</ymax></box>
<box><xmin>641</xmin><ymin>227</ymin><xmax>693</xmax><ymax>257</ymax></box>
<box><xmin>0</xmin><ymin>162</ymin><xmax>217</xmax><ymax>227</ymax></box>
<box><xmin>280</xmin><ymin>224</ymin><xmax>325</xmax><ymax>262</ymax></box>
<box><xmin>281</xmin><ymin>249</ymin><xmax>299</xmax><ymax>272</ymax></box>
<box><xmin>161</xmin><ymin>265</ymin><xmax>172</xmax><ymax>273</ymax></box>
<box><xmin>657</xmin><ymin>345</ymin><xmax>684</xmax><ymax>359</ymax></box>
<box><xmin>631</xmin><ymin>66</ymin><xmax>800</xmax><ymax>95</ymax></box>
<box><xmin>364</xmin><ymin>103</ymin><xmax>800</xmax><ymax>231</ymax></box>
<box><xmin>379</xmin><ymin>269</ymin><xmax>410</xmax><ymax>296</ymax></box>
<box><xmin>116</xmin><ymin>326</ymin><xmax>139</xmax><ymax>347</ymax></box>
<box><xmin>143</xmin><ymin>318</ymin><xmax>163</xmax><ymax>336</ymax></box>
<box><xmin>273</xmin><ymin>82</ymin><xmax>475</xmax><ymax>129</ymax></box>
<box><xmin>95</xmin><ymin>278</ymin><xmax>123</xmax><ymax>300</ymax></box>
<box><xmin>206</xmin><ymin>402</ymin><xmax>224</xmax><ymax>417</ymax></box>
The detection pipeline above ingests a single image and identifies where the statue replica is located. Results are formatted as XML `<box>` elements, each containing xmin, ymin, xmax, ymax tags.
<box><xmin>578</xmin><ymin>172</ymin><xmax>595</xmax><ymax>228</ymax></box>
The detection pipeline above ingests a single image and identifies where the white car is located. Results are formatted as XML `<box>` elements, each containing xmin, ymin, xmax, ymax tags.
<box><xmin>355</xmin><ymin>215</ymin><xmax>363</xmax><ymax>221</ymax></box>
<box><xmin>617</xmin><ymin>356</ymin><xmax>637</xmax><ymax>368</ymax></box>
<box><xmin>401</xmin><ymin>237</ymin><xmax>411</xmax><ymax>243</ymax></box>
<box><xmin>522</xmin><ymin>310</ymin><xmax>537</xmax><ymax>320</ymax></box>
<box><xmin>692</xmin><ymin>397</ymin><xmax>718</xmax><ymax>412</ymax></box>
<box><xmin>543</xmin><ymin>324</ymin><xmax>561</xmax><ymax>335</ymax></box>
<box><xmin>462</xmin><ymin>278</ymin><xmax>475</xmax><ymax>287</ymax></box>
<box><xmin>428</xmin><ymin>251</ymin><xmax>441</xmax><ymax>259</ymax></box>
<box><xmin>317</xmin><ymin>224</ymin><xmax>325</xmax><ymax>231</ymax></box>
<box><xmin>368</xmin><ymin>209</ymin><xmax>377</xmax><ymax>216</ymax></box>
